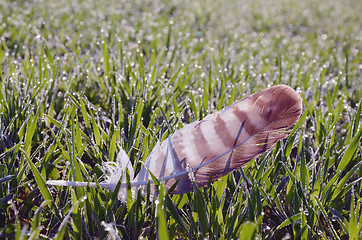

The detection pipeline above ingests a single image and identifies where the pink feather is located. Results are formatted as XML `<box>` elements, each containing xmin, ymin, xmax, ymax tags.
<box><xmin>47</xmin><ymin>84</ymin><xmax>302</xmax><ymax>198</ymax></box>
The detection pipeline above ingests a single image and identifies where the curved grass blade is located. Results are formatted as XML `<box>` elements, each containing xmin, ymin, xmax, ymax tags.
<box><xmin>20</xmin><ymin>148</ymin><xmax>60</xmax><ymax>219</ymax></box>
<box><xmin>336</xmin><ymin>127</ymin><xmax>362</xmax><ymax>173</ymax></box>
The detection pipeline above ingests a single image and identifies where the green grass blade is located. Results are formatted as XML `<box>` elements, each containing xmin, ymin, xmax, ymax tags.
<box><xmin>349</xmin><ymin>188</ymin><xmax>358</xmax><ymax>240</ymax></box>
<box><xmin>336</xmin><ymin>127</ymin><xmax>362</xmax><ymax>173</ymax></box>
<box><xmin>29</xmin><ymin>200</ymin><xmax>52</xmax><ymax>240</ymax></box>
<box><xmin>276</xmin><ymin>213</ymin><xmax>301</xmax><ymax>230</ymax></box>
<box><xmin>157</xmin><ymin>183</ymin><xmax>169</xmax><ymax>240</ymax></box>
<box><xmin>239</xmin><ymin>222</ymin><xmax>257</xmax><ymax>240</ymax></box>
<box><xmin>193</xmin><ymin>183</ymin><xmax>209</xmax><ymax>238</ymax></box>
<box><xmin>71</xmin><ymin>189</ymin><xmax>82</xmax><ymax>239</ymax></box>
<box><xmin>54</xmin><ymin>195</ymin><xmax>86</xmax><ymax>240</ymax></box>
<box><xmin>315</xmin><ymin>198</ymin><xmax>340</xmax><ymax>240</ymax></box>
<box><xmin>108</xmin><ymin>130</ymin><xmax>118</xmax><ymax>162</ymax></box>
<box><xmin>20</xmin><ymin>148</ymin><xmax>59</xmax><ymax>218</ymax></box>
<box><xmin>22</xmin><ymin>113</ymin><xmax>38</xmax><ymax>170</ymax></box>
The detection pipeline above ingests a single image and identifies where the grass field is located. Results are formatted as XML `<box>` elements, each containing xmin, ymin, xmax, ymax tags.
<box><xmin>0</xmin><ymin>0</ymin><xmax>361</xmax><ymax>239</ymax></box>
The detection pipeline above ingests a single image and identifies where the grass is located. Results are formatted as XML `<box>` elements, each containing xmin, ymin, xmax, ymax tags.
<box><xmin>0</xmin><ymin>0</ymin><xmax>361</xmax><ymax>239</ymax></box>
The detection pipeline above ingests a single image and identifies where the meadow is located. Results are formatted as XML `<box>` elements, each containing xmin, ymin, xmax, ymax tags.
<box><xmin>0</xmin><ymin>0</ymin><xmax>361</xmax><ymax>239</ymax></box>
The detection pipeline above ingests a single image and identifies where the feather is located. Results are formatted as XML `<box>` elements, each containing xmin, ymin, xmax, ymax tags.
<box><xmin>46</xmin><ymin>84</ymin><xmax>302</xmax><ymax>197</ymax></box>
<box><xmin>46</xmin><ymin>147</ymin><xmax>134</xmax><ymax>200</ymax></box>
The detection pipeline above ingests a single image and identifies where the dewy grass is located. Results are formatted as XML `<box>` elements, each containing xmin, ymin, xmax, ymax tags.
<box><xmin>0</xmin><ymin>0</ymin><xmax>361</xmax><ymax>239</ymax></box>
